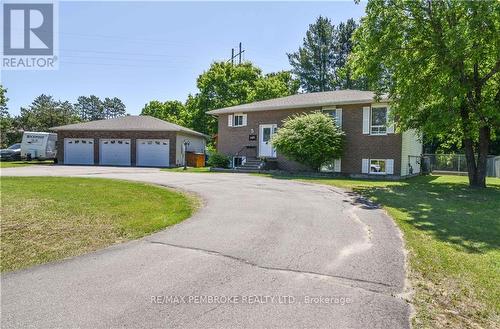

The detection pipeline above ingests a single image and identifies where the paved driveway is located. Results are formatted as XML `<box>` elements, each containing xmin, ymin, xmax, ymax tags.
<box><xmin>1</xmin><ymin>166</ymin><xmax>410</xmax><ymax>328</ymax></box>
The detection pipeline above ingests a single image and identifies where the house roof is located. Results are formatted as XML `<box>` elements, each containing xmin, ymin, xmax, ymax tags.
<box><xmin>50</xmin><ymin>115</ymin><xmax>208</xmax><ymax>138</ymax></box>
<box><xmin>207</xmin><ymin>89</ymin><xmax>388</xmax><ymax>115</ymax></box>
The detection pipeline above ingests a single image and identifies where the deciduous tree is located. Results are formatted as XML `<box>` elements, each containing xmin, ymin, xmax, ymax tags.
<box><xmin>141</xmin><ymin>100</ymin><xmax>187</xmax><ymax>126</ymax></box>
<box><xmin>351</xmin><ymin>0</ymin><xmax>500</xmax><ymax>188</ymax></box>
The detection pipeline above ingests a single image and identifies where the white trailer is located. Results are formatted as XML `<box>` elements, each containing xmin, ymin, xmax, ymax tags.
<box><xmin>21</xmin><ymin>132</ymin><xmax>58</xmax><ymax>160</ymax></box>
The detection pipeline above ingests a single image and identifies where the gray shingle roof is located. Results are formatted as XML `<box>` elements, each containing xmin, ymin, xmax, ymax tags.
<box><xmin>206</xmin><ymin>90</ymin><xmax>388</xmax><ymax>115</ymax></box>
<box><xmin>50</xmin><ymin>115</ymin><xmax>208</xmax><ymax>138</ymax></box>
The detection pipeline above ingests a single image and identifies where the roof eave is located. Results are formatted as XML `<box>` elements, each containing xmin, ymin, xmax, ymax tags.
<box><xmin>207</xmin><ymin>97</ymin><xmax>390</xmax><ymax>115</ymax></box>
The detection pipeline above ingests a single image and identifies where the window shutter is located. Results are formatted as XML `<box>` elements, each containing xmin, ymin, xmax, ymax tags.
<box><xmin>228</xmin><ymin>114</ymin><xmax>233</xmax><ymax>127</ymax></box>
<box><xmin>242</xmin><ymin>114</ymin><xmax>247</xmax><ymax>127</ymax></box>
<box><xmin>334</xmin><ymin>158</ymin><xmax>341</xmax><ymax>172</ymax></box>
<box><xmin>386</xmin><ymin>159</ymin><xmax>394</xmax><ymax>174</ymax></box>
<box><xmin>362</xmin><ymin>159</ymin><xmax>369</xmax><ymax>173</ymax></box>
<box><xmin>335</xmin><ymin>108</ymin><xmax>342</xmax><ymax>127</ymax></box>
<box><xmin>362</xmin><ymin>107</ymin><xmax>370</xmax><ymax>134</ymax></box>
<box><xmin>386</xmin><ymin>107</ymin><xmax>395</xmax><ymax>133</ymax></box>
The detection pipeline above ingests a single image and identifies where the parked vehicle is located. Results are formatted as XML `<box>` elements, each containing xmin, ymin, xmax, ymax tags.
<box><xmin>0</xmin><ymin>143</ymin><xmax>22</xmax><ymax>161</ymax></box>
<box><xmin>20</xmin><ymin>132</ymin><xmax>58</xmax><ymax>161</ymax></box>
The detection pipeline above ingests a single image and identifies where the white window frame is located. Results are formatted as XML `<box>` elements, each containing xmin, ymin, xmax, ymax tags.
<box><xmin>232</xmin><ymin>113</ymin><xmax>247</xmax><ymax>127</ymax></box>
<box><xmin>369</xmin><ymin>159</ymin><xmax>386</xmax><ymax>175</ymax></box>
<box><xmin>370</xmin><ymin>105</ymin><xmax>388</xmax><ymax>135</ymax></box>
<box><xmin>232</xmin><ymin>156</ymin><xmax>246</xmax><ymax>168</ymax></box>
<box><xmin>322</xmin><ymin>107</ymin><xmax>342</xmax><ymax>127</ymax></box>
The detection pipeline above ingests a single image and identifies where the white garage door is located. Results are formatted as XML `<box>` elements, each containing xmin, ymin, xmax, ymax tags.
<box><xmin>64</xmin><ymin>138</ymin><xmax>94</xmax><ymax>165</ymax></box>
<box><xmin>136</xmin><ymin>139</ymin><xmax>170</xmax><ymax>167</ymax></box>
<box><xmin>100</xmin><ymin>139</ymin><xmax>131</xmax><ymax>166</ymax></box>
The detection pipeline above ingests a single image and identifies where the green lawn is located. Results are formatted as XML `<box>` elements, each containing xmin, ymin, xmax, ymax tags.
<box><xmin>0</xmin><ymin>160</ymin><xmax>54</xmax><ymax>168</ymax></box>
<box><xmin>161</xmin><ymin>166</ymin><xmax>212</xmax><ymax>173</ymax></box>
<box><xmin>260</xmin><ymin>173</ymin><xmax>500</xmax><ymax>329</ymax></box>
<box><xmin>0</xmin><ymin>177</ymin><xmax>197</xmax><ymax>272</ymax></box>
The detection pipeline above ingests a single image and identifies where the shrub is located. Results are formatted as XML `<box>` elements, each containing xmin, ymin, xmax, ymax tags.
<box><xmin>207</xmin><ymin>152</ymin><xmax>230</xmax><ymax>168</ymax></box>
<box><xmin>271</xmin><ymin>112</ymin><xmax>345</xmax><ymax>171</ymax></box>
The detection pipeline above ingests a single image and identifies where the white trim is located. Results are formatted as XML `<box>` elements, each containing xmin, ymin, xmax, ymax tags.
<box><xmin>370</xmin><ymin>105</ymin><xmax>388</xmax><ymax>136</ymax></box>
<box><xmin>386</xmin><ymin>106</ymin><xmax>394</xmax><ymax>134</ymax></box>
<box><xmin>362</xmin><ymin>107</ymin><xmax>370</xmax><ymax>134</ymax></box>
<box><xmin>334</xmin><ymin>158</ymin><xmax>341</xmax><ymax>172</ymax></box>
<box><xmin>233</xmin><ymin>113</ymin><xmax>246</xmax><ymax>127</ymax></box>
<box><xmin>362</xmin><ymin>158</ymin><xmax>369</xmax><ymax>173</ymax></box>
<box><xmin>369</xmin><ymin>158</ymin><xmax>387</xmax><ymax>175</ymax></box>
<box><xmin>228</xmin><ymin>114</ymin><xmax>233</xmax><ymax>127</ymax></box>
<box><xmin>335</xmin><ymin>108</ymin><xmax>342</xmax><ymax>127</ymax></box>
<box><xmin>232</xmin><ymin>155</ymin><xmax>246</xmax><ymax>168</ymax></box>
<box><xmin>386</xmin><ymin>159</ymin><xmax>394</xmax><ymax>174</ymax></box>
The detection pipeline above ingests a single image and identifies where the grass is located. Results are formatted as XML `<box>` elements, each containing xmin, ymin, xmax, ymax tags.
<box><xmin>0</xmin><ymin>160</ymin><xmax>54</xmax><ymax>168</ymax></box>
<box><xmin>0</xmin><ymin>177</ymin><xmax>197</xmax><ymax>272</ymax></box>
<box><xmin>258</xmin><ymin>173</ymin><xmax>500</xmax><ymax>329</ymax></box>
<box><xmin>161</xmin><ymin>166</ymin><xmax>212</xmax><ymax>173</ymax></box>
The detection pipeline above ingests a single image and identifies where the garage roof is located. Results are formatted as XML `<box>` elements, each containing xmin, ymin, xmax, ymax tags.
<box><xmin>206</xmin><ymin>89</ymin><xmax>388</xmax><ymax>115</ymax></box>
<box><xmin>51</xmin><ymin>116</ymin><xmax>208</xmax><ymax>138</ymax></box>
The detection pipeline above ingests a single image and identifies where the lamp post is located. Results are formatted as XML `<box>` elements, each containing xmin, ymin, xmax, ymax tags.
<box><xmin>183</xmin><ymin>139</ymin><xmax>190</xmax><ymax>170</ymax></box>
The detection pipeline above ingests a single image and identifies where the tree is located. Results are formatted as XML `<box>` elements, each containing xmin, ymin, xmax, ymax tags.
<box><xmin>189</xmin><ymin>61</ymin><xmax>298</xmax><ymax>135</ymax></box>
<box><xmin>334</xmin><ymin>19</ymin><xmax>368</xmax><ymax>90</ymax></box>
<box><xmin>351</xmin><ymin>0</ymin><xmax>500</xmax><ymax>188</ymax></box>
<box><xmin>288</xmin><ymin>16</ymin><xmax>337</xmax><ymax>92</ymax></box>
<box><xmin>17</xmin><ymin>94</ymin><xmax>80</xmax><ymax>131</ymax></box>
<box><xmin>0</xmin><ymin>85</ymin><xmax>15</xmax><ymax>148</ymax></box>
<box><xmin>75</xmin><ymin>95</ymin><xmax>103</xmax><ymax>121</ymax></box>
<box><xmin>103</xmin><ymin>97</ymin><xmax>126</xmax><ymax>119</ymax></box>
<box><xmin>141</xmin><ymin>100</ymin><xmax>187</xmax><ymax>126</ymax></box>
<box><xmin>271</xmin><ymin>112</ymin><xmax>345</xmax><ymax>171</ymax></box>
<box><xmin>253</xmin><ymin>71</ymin><xmax>300</xmax><ymax>101</ymax></box>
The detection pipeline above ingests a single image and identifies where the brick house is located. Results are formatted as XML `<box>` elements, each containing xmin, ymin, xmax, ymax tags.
<box><xmin>51</xmin><ymin>116</ymin><xmax>207</xmax><ymax>167</ymax></box>
<box><xmin>207</xmin><ymin>90</ymin><xmax>422</xmax><ymax>177</ymax></box>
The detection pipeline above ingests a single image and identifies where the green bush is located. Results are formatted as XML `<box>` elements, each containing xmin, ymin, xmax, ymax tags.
<box><xmin>271</xmin><ymin>112</ymin><xmax>345</xmax><ymax>171</ymax></box>
<box><xmin>207</xmin><ymin>152</ymin><xmax>230</xmax><ymax>168</ymax></box>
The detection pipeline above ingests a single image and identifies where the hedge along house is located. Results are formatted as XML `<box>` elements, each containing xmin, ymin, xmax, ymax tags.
<box><xmin>51</xmin><ymin>116</ymin><xmax>208</xmax><ymax>167</ymax></box>
<box><xmin>207</xmin><ymin>90</ymin><xmax>423</xmax><ymax>177</ymax></box>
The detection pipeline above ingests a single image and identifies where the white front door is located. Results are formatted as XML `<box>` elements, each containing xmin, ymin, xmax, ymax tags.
<box><xmin>64</xmin><ymin>138</ymin><xmax>94</xmax><ymax>165</ymax></box>
<box><xmin>99</xmin><ymin>139</ymin><xmax>131</xmax><ymax>166</ymax></box>
<box><xmin>136</xmin><ymin>139</ymin><xmax>170</xmax><ymax>167</ymax></box>
<box><xmin>259</xmin><ymin>124</ymin><xmax>277</xmax><ymax>157</ymax></box>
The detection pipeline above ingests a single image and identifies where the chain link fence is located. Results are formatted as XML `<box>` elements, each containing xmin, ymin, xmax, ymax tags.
<box><xmin>421</xmin><ymin>154</ymin><xmax>500</xmax><ymax>177</ymax></box>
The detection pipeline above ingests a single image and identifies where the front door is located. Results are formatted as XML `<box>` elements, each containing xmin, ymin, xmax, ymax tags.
<box><xmin>259</xmin><ymin>124</ymin><xmax>277</xmax><ymax>157</ymax></box>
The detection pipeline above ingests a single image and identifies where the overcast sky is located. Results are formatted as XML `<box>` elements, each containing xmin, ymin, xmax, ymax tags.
<box><xmin>2</xmin><ymin>1</ymin><xmax>366</xmax><ymax>116</ymax></box>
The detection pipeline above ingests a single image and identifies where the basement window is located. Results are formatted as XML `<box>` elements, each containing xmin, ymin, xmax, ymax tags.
<box><xmin>370</xmin><ymin>159</ymin><xmax>386</xmax><ymax>174</ymax></box>
<box><xmin>232</xmin><ymin>156</ymin><xmax>246</xmax><ymax>168</ymax></box>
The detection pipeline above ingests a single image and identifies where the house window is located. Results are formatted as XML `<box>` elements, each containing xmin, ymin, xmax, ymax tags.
<box><xmin>371</xmin><ymin>107</ymin><xmax>387</xmax><ymax>135</ymax></box>
<box><xmin>370</xmin><ymin>159</ymin><xmax>386</xmax><ymax>174</ymax></box>
<box><xmin>234</xmin><ymin>114</ymin><xmax>244</xmax><ymax>127</ymax></box>
<box><xmin>322</xmin><ymin>107</ymin><xmax>342</xmax><ymax>127</ymax></box>
<box><xmin>232</xmin><ymin>156</ymin><xmax>246</xmax><ymax>167</ymax></box>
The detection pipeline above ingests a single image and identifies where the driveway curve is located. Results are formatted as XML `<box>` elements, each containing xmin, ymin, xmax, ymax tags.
<box><xmin>1</xmin><ymin>166</ymin><xmax>410</xmax><ymax>329</ymax></box>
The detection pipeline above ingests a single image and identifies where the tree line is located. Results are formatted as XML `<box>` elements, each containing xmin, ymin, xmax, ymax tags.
<box><xmin>0</xmin><ymin>89</ymin><xmax>127</xmax><ymax>148</ymax></box>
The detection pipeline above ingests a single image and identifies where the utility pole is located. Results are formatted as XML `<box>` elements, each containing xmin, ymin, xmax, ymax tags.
<box><xmin>228</xmin><ymin>42</ymin><xmax>245</xmax><ymax>65</ymax></box>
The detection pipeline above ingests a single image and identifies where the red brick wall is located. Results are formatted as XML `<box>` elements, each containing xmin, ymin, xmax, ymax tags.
<box><xmin>56</xmin><ymin>130</ymin><xmax>178</xmax><ymax>166</ymax></box>
<box><xmin>216</xmin><ymin>104</ymin><xmax>403</xmax><ymax>175</ymax></box>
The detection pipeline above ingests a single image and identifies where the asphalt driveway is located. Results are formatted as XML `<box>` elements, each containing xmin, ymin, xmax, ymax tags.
<box><xmin>1</xmin><ymin>166</ymin><xmax>411</xmax><ymax>328</ymax></box>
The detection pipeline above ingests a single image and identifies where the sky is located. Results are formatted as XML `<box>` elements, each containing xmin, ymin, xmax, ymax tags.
<box><xmin>1</xmin><ymin>1</ymin><xmax>366</xmax><ymax>116</ymax></box>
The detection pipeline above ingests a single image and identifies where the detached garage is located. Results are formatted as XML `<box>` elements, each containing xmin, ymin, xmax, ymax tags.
<box><xmin>51</xmin><ymin>116</ymin><xmax>208</xmax><ymax>167</ymax></box>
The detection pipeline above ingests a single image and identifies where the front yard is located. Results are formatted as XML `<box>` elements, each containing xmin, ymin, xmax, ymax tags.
<box><xmin>260</xmin><ymin>174</ymin><xmax>500</xmax><ymax>329</ymax></box>
<box><xmin>0</xmin><ymin>177</ymin><xmax>197</xmax><ymax>272</ymax></box>
<box><xmin>0</xmin><ymin>160</ymin><xmax>54</xmax><ymax>168</ymax></box>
